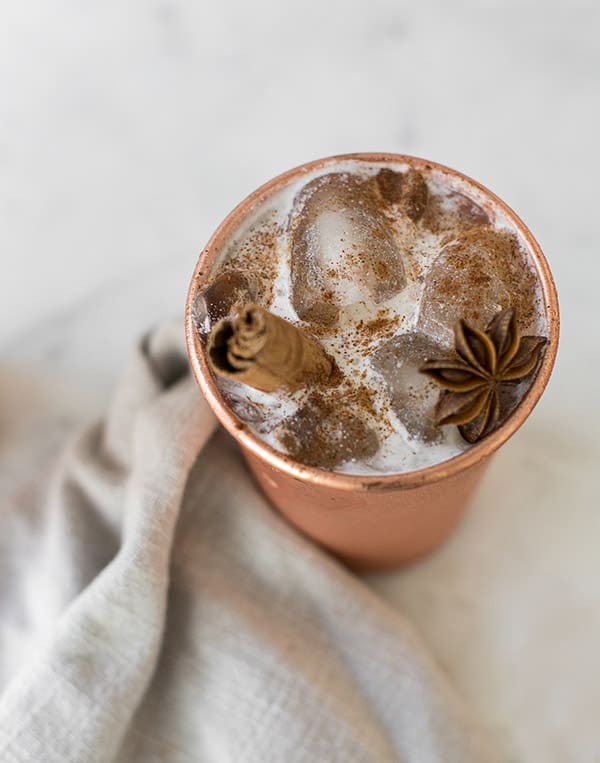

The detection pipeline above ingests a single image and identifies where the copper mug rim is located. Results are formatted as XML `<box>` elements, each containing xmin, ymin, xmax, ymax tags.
<box><xmin>185</xmin><ymin>152</ymin><xmax>560</xmax><ymax>493</ymax></box>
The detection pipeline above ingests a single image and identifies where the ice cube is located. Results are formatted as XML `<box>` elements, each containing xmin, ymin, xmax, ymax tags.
<box><xmin>421</xmin><ymin>187</ymin><xmax>490</xmax><ymax>235</ymax></box>
<box><xmin>371</xmin><ymin>332</ymin><xmax>444</xmax><ymax>442</ymax></box>
<box><xmin>417</xmin><ymin>227</ymin><xmax>540</xmax><ymax>346</ymax></box>
<box><xmin>192</xmin><ymin>271</ymin><xmax>255</xmax><ymax>337</ymax></box>
<box><xmin>277</xmin><ymin>390</ymin><xmax>379</xmax><ymax>469</ymax></box>
<box><xmin>221</xmin><ymin>390</ymin><xmax>279</xmax><ymax>434</ymax></box>
<box><xmin>216</xmin><ymin>375</ymin><xmax>296</xmax><ymax>436</ymax></box>
<box><xmin>288</xmin><ymin>173</ymin><xmax>407</xmax><ymax>326</ymax></box>
<box><xmin>373</xmin><ymin>168</ymin><xmax>429</xmax><ymax>221</ymax></box>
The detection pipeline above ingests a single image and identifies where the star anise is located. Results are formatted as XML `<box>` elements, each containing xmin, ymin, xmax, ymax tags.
<box><xmin>420</xmin><ymin>308</ymin><xmax>547</xmax><ymax>443</ymax></box>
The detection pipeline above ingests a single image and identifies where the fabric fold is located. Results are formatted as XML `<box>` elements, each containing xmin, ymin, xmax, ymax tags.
<box><xmin>0</xmin><ymin>323</ymin><xmax>501</xmax><ymax>762</ymax></box>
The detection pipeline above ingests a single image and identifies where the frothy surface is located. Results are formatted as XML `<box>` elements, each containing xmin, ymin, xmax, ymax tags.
<box><xmin>194</xmin><ymin>159</ymin><xmax>547</xmax><ymax>475</ymax></box>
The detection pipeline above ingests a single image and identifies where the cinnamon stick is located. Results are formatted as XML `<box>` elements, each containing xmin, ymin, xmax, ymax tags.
<box><xmin>207</xmin><ymin>304</ymin><xmax>333</xmax><ymax>392</ymax></box>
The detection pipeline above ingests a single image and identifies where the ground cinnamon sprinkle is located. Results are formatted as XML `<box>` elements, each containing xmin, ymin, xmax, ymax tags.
<box><xmin>373</xmin><ymin>259</ymin><xmax>390</xmax><ymax>280</ymax></box>
<box><xmin>358</xmin><ymin>312</ymin><xmax>399</xmax><ymax>337</ymax></box>
<box><xmin>419</xmin><ymin>226</ymin><xmax>539</xmax><ymax>334</ymax></box>
<box><xmin>277</xmin><ymin>376</ymin><xmax>384</xmax><ymax>468</ymax></box>
<box><xmin>352</xmin><ymin>383</ymin><xmax>379</xmax><ymax>420</ymax></box>
<box><xmin>220</xmin><ymin>218</ymin><xmax>282</xmax><ymax>309</ymax></box>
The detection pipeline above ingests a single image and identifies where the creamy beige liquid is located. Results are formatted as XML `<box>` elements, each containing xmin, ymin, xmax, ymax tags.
<box><xmin>194</xmin><ymin>158</ymin><xmax>547</xmax><ymax>475</ymax></box>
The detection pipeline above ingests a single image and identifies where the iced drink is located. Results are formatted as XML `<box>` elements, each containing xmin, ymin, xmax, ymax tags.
<box><xmin>192</xmin><ymin>158</ymin><xmax>548</xmax><ymax>475</ymax></box>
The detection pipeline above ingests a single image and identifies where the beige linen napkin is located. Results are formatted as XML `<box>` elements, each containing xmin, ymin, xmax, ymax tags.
<box><xmin>0</xmin><ymin>324</ymin><xmax>501</xmax><ymax>762</ymax></box>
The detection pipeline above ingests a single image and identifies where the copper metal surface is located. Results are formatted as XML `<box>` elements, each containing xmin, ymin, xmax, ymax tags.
<box><xmin>185</xmin><ymin>153</ymin><xmax>560</xmax><ymax>570</ymax></box>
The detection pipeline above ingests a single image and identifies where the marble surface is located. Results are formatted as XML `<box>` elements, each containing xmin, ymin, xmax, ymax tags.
<box><xmin>1</xmin><ymin>1</ymin><xmax>599</xmax><ymax>760</ymax></box>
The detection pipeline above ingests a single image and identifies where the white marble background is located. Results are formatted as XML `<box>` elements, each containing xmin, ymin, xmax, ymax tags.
<box><xmin>1</xmin><ymin>1</ymin><xmax>599</xmax><ymax>760</ymax></box>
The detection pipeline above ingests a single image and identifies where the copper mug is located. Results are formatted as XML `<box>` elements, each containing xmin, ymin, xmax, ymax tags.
<box><xmin>185</xmin><ymin>153</ymin><xmax>559</xmax><ymax>571</ymax></box>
